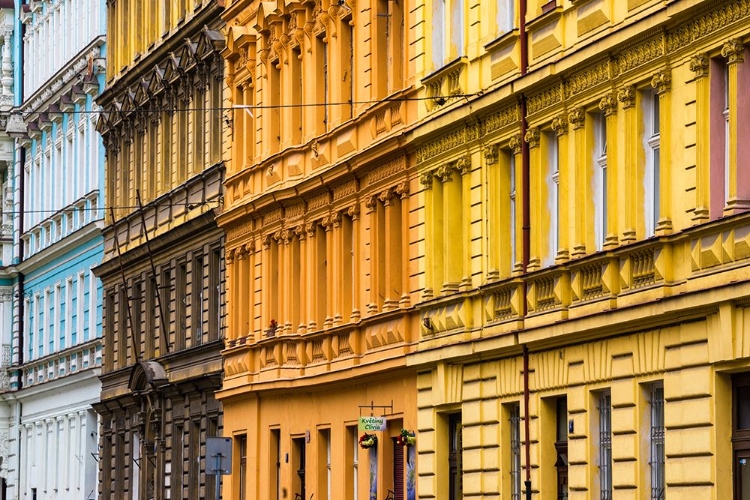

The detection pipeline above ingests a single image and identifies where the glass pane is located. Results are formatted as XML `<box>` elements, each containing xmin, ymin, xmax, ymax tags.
<box><xmin>740</xmin><ymin>456</ymin><xmax>750</xmax><ymax>500</ymax></box>
<box><xmin>738</xmin><ymin>386</ymin><xmax>750</xmax><ymax>429</ymax></box>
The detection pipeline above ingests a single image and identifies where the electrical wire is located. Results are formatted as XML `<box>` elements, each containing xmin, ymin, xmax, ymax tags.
<box><xmin>16</xmin><ymin>93</ymin><xmax>480</xmax><ymax>118</ymax></box>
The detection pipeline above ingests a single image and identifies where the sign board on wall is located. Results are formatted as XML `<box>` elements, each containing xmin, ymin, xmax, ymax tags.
<box><xmin>359</xmin><ymin>416</ymin><xmax>387</xmax><ymax>431</ymax></box>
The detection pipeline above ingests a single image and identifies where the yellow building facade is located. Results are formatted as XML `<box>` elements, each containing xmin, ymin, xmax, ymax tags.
<box><xmin>219</xmin><ymin>0</ymin><xmax>750</xmax><ymax>499</ymax></box>
<box><xmin>410</xmin><ymin>0</ymin><xmax>750</xmax><ymax>499</ymax></box>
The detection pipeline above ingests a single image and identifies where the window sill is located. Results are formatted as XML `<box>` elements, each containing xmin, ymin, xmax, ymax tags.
<box><xmin>484</xmin><ymin>28</ymin><xmax>520</xmax><ymax>53</ymax></box>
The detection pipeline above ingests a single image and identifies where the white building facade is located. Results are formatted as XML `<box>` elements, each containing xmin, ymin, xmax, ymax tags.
<box><xmin>0</xmin><ymin>0</ymin><xmax>107</xmax><ymax>498</ymax></box>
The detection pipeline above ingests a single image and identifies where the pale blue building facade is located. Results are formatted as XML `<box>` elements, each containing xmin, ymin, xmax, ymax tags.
<box><xmin>0</xmin><ymin>0</ymin><xmax>107</xmax><ymax>498</ymax></box>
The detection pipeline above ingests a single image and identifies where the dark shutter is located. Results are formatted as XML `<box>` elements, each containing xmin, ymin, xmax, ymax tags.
<box><xmin>393</xmin><ymin>438</ymin><xmax>404</xmax><ymax>500</ymax></box>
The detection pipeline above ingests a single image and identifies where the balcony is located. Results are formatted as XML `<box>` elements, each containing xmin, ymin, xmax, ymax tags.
<box><xmin>21</xmin><ymin>339</ymin><xmax>103</xmax><ymax>389</ymax></box>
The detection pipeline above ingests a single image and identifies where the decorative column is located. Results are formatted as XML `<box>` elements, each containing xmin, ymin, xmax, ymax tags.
<box><xmin>323</xmin><ymin>217</ymin><xmax>334</xmax><ymax>328</ymax></box>
<box><xmin>279</xmin><ymin>228</ymin><xmax>292</xmax><ymax>333</ymax></box>
<box><xmin>690</xmin><ymin>53</ymin><xmax>711</xmax><ymax>223</ymax></box>
<box><xmin>457</xmin><ymin>156</ymin><xmax>472</xmax><ymax>291</ymax></box>
<box><xmin>484</xmin><ymin>144</ymin><xmax>500</xmax><ymax>281</ymax></box>
<box><xmin>348</xmin><ymin>205</ymin><xmax>362</xmax><ymax>321</ymax></box>
<box><xmin>305</xmin><ymin>221</ymin><xmax>319</xmax><ymax>331</ymax></box>
<box><xmin>569</xmin><ymin>108</ymin><xmax>587</xmax><ymax>257</ymax></box>
<box><xmin>236</xmin><ymin>245</ymin><xmax>249</xmax><ymax>340</ymax></box>
<box><xmin>225</xmin><ymin>248</ymin><xmax>237</xmax><ymax>340</ymax></box>
<box><xmin>525</xmin><ymin>126</ymin><xmax>541</xmax><ymax>271</ymax></box>
<box><xmin>618</xmin><ymin>85</ymin><xmax>638</xmax><ymax>241</ymax></box>
<box><xmin>599</xmin><ymin>92</ymin><xmax>619</xmax><ymax>248</ymax></box>
<box><xmin>437</xmin><ymin>163</ymin><xmax>460</xmax><ymax>293</ymax></box>
<box><xmin>509</xmin><ymin>134</ymin><xmax>523</xmax><ymax>274</ymax></box>
<box><xmin>419</xmin><ymin>172</ymin><xmax>436</xmax><ymax>299</ymax></box>
<box><xmin>651</xmin><ymin>69</ymin><xmax>673</xmax><ymax>234</ymax></box>
<box><xmin>293</xmin><ymin>226</ymin><xmax>307</xmax><ymax>332</ymax></box>
<box><xmin>330</xmin><ymin>212</ymin><xmax>345</xmax><ymax>324</ymax></box>
<box><xmin>395</xmin><ymin>182</ymin><xmax>411</xmax><ymax>308</ymax></box>
<box><xmin>551</xmin><ymin>113</ymin><xmax>570</xmax><ymax>262</ymax></box>
<box><xmin>722</xmin><ymin>39</ymin><xmax>750</xmax><ymax>213</ymax></box>
<box><xmin>381</xmin><ymin>188</ymin><xmax>400</xmax><ymax>311</ymax></box>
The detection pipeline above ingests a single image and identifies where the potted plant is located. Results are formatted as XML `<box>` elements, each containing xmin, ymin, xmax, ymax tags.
<box><xmin>396</xmin><ymin>429</ymin><xmax>416</xmax><ymax>446</ymax></box>
<box><xmin>359</xmin><ymin>432</ymin><xmax>378</xmax><ymax>449</ymax></box>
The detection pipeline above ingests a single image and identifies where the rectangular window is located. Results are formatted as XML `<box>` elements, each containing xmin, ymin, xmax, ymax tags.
<box><xmin>643</xmin><ymin>91</ymin><xmax>661</xmax><ymax>237</ymax></box>
<box><xmin>293</xmin><ymin>436</ymin><xmax>306</xmax><ymax>500</ymax></box>
<box><xmin>509</xmin><ymin>403</ymin><xmax>522</xmax><ymax>500</ymax></box>
<box><xmin>509</xmin><ymin>153</ymin><xmax>516</xmax><ymax>270</ymax></box>
<box><xmin>555</xmin><ymin>397</ymin><xmax>568</xmax><ymax>500</ymax></box>
<box><xmin>270</xmin><ymin>429</ymin><xmax>281</xmax><ymax>500</ymax></box>
<box><xmin>546</xmin><ymin>130</ymin><xmax>560</xmax><ymax>264</ymax></box>
<box><xmin>192</xmin><ymin>254</ymin><xmax>204</xmax><ymax>347</ymax></box>
<box><xmin>431</xmin><ymin>0</ymin><xmax>445</xmax><ymax>69</ymax></box>
<box><xmin>238</xmin><ymin>434</ymin><xmax>247</xmax><ymax>500</ymax></box>
<box><xmin>598</xmin><ymin>390</ymin><xmax>612</xmax><ymax>500</ymax></box>
<box><xmin>496</xmin><ymin>0</ymin><xmax>514</xmax><ymax>35</ymax></box>
<box><xmin>449</xmin><ymin>413</ymin><xmax>462</xmax><ymax>500</ymax></box>
<box><xmin>176</xmin><ymin>261</ymin><xmax>187</xmax><ymax>350</ymax></box>
<box><xmin>318</xmin><ymin>429</ymin><xmax>331</xmax><ymax>500</ymax></box>
<box><xmin>594</xmin><ymin>113</ymin><xmax>608</xmax><ymax>250</ymax></box>
<box><xmin>348</xmin><ymin>425</ymin><xmax>358</xmax><ymax>500</ymax></box>
<box><xmin>209</xmin><ymin>247</ymin><xmax>221</xmax><ymax>341</ymax></box>
<box><xmin>173</xmin><ymin>423</ymin><xmax>184</xmax><ymax>497</ymax></box>
<box><xmin>650</xmin><ymin>383</ymin><xmax>665</xmax><ymax>500</ymax></box>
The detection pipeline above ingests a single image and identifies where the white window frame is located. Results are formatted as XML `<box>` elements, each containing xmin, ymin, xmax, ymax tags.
<box><xmin>643</xmin><ymin>91</ymin><xmax>661</xmax><ymax>237</ymax></box>
<box><xmin>547</xmin><ymin>130</ymin><xmax>560</xmax><ymax>264</ymax></box>
<box><xmin>496</xmin><ymin>0</ymin><xmax>515</xmax><ymax>35</ymax></box>
<box><xmin>594</xmin><ymin>113</ymin><xmax>608</xmax><ymax>251</ymax></box>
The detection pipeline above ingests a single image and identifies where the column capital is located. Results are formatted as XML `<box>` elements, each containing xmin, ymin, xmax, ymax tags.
<box><xmin>722</xmin><ymin>38</ymin><xmax>744</xmax><ymax>65</ymax></box>
<box><xmin>689</xmin><ymin>52</ymin><xmax>710</xmax><ymax>78</ymax></box>
<box><xmin>617</xmin><ymin>85</ymin><xmax>636</xmax><ymax>109</ymax></box>
<box><xmin>508</xmin><ymin>133</ymin><xmax>523</xmax><ymax>154</ymax></box>
<box><xmin>551</xmin><ymin>113</ymin><xmax>568</xmax><ymax>136</ymax></box>
<box><xmin>650</xmin><ymin>69</ymin><xmax>671</xmax><ymax>95</ymax></box>
<box><xmin>598</xmin><ymin>93</ymin><xmax>617</xmax><ymax>117</ymax></box>
<box><xmin>568</xmin><ymin>107</ymin><xmax>585</xmax><ymax>130</ymax></box>
<box><xmin>524</xmin><ymin>126</ymin><xmax>540</xmax><ymax>148</ymax></box>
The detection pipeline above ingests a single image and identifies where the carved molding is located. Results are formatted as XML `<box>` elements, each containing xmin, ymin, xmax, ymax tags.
<box><xmin>650</xmin><ymin>69</ymin><xmax>671</xmax><ymax>95</ymax></box>
<box><xmin>598</xmin><ymin>93</ymin><xmax>618</xmax><ymax>117</ymax></box>
<box><xmin>617</xmin><ymin>85</ymin><xmax>636</xmax><ymax>109</ymax></box>
<box><xmin>689</xmin><ymin>52</ymin><xmax>710</xmax><ymax>78</ymax></box>
<box><xmin>524</xmin><ymin>127</ymin><xmax>540</xmax><ymax>148</ymax></box>
<box><xmin>568</xmin><ymin>107</ymin><xmax>585</xmax><ymax>130</ymax></box>
<box><xmin>722</xmin><ymin>38</ymin><xmax>745</xmax><ymax>64</ymax></box>
<box><xmin>551</xmin><ymin>114</ymin><xmax>568</xmax><ymax>136</ymax></box>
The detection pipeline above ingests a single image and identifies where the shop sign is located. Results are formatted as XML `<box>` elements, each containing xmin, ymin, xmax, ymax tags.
<box><xmin>359</xmin><ymin>416</ymin><xmax>387</xmax><ymax>431</ymax></box>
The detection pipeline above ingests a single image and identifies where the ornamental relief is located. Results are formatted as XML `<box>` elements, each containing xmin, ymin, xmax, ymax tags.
<box><xmin>666</xmin><ymin>0</ymin><xmax>750</xmax><ymax>54</ymax></box>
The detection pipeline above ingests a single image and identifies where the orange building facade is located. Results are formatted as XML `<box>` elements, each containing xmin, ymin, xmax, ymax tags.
<box><xmin>216</xmin><ymin>0</ymin><xmax>420</xmax><ymax>498</ymax></box>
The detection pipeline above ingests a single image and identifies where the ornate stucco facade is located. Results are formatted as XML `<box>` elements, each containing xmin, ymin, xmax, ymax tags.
<box><xmin>0</xmin><ymin>0</ymin><xmax>107</xmax><ymax>498</ymax></box>
<box><xmin>409</xmin><ymin>0</ymin><xmax>750</xmax><ymax>499</ymax></box>
<box><xmin>94</xmin><ymin>1</ymin><xmax>227</xmax><ymax>498</ymax></box>
<box><xmin>219</xmin><ymin>0</ymin><xmax>750</xmax><ymax>499</ymax></box>
<box><xmin>217</xmin><ymin>0</ymin><xmax>419</xmax><ymax>498</ymax></box>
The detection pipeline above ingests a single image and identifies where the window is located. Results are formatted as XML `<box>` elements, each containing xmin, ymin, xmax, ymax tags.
<box><xmin>132</xmin><ymin>432</ymin><xmax>141</xmax><ymax>500</ymax></box>
<box><xmin>319</xmin><ymin>429</ymin><xmax>331</xmax><ymax>500</ymax></box>
<box><xmin>594</xmin><ymin>113</ymin><xmax>607</xmax><ymax>251</ymax></box>
<box><xmin>449</xmin><ymin>413</ymin><xmax>462</xmax><ymax>500</ymax></box>
<box><xmin>431</xmin><ymin>0</ymin><xmax>445</xmax><ymax>69</ymax></box>
<box><xmin>555</xmin><ymin>397</ymin><xmax>568</xmax><ymax>500</ymax></box>
<box><xmin>273</xmin><ymin>430</ymin><xmax>281</xmax><ymax>500</ymax></box>
<box><xmin>650</xmin><ymin>383</ymin><xmax>665</xmax><ymax>500</ymax></box>
<box><xmin>349</xmin><ymin>426</ymin><xmax>359</xmax><ymax>500</ymax></box>
<box><xmin>510</xmin><ymin>153</ymin><xmax>517</xmax><ymax>269</ymax></box>
<box><xmin>393</xmin><ymin>436</ymin><xmax>405</xmax><ymax>500</ymax></box>
<box><xmin>496</xmin><ymin>0</ymin><xmax>515</xmax><ymax>35</ymax></box>
<box><xmin>293</xmin><ymin>437</ymin><xmax>306</xmax><ymax>500</ymax></box>
<box><xmin>643</xmin><ymin>91</ymin><xmax>661</xmax><ymax>237</ymax></box>
<box><xmin>546</xmin><ymin>130</ymin><xmax>559</xmax><ymax>264</ymax></box>
<box><xmin>238</xmin><ymin>434</ymin><xmax>247</xmax><ymax>500</ymax></box>
<box><xmin>509</xmin><ymin>403</ymin><xmax>522</xmax><ymax>500</ymax></box>
<box><xmin>597</xmin><ymin>391</ymin><xmax>612</xmax><ymax>500</ymax></box>
<box><xmin>173</xmin><ymin>423</ymin><xmax>184</xmax><ymax>497</ymax></box>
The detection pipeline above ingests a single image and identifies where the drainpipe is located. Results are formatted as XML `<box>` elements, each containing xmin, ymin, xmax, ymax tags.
<box><xmin>519</xmin><ymin>0</ymin><xmax>531</xmax><ymax>499</ymax></box>
<box><xmin>16</xmin><ymin>144</ymin><xmax>24</xmax><ymax>389</ymax></box>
